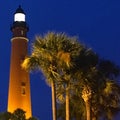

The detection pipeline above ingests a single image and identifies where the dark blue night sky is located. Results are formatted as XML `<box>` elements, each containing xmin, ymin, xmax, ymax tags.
<box><xmin>0</xmin><ymin>0</ymin><xmax>120</xmax><ymax>119</ymax></box>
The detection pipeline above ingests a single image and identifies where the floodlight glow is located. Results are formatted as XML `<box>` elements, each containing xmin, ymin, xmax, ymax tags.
<box><xmin>14</xmin><ymin>13</ymin><xmax>25</xmax><ymax>22</ymax></box>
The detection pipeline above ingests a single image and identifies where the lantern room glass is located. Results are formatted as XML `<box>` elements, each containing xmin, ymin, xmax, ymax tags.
<box><xmin>14</xmin><ymin>13</ymin><xmax>25</xmax><ymax>22</ymax></box>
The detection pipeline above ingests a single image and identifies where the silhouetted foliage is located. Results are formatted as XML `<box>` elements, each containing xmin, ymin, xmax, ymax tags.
<box><xmin>0</xmin><ymin>109</ymin><xmax>38</xmax><ymax>120</ymax></box>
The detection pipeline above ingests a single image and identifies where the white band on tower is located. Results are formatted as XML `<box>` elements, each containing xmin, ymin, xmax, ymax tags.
<box><xmin>11</xmin><ymin>37</ymin><xmax>29</xmax><ymax>42</ymax></box>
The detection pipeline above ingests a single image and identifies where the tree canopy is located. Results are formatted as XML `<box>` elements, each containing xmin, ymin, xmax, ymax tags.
<box><xmin>0</xmin><ymin>109</ymin><xmax>38</xmax><ymax>120</ymax></box>
<box><xmin>22</xmin><ymin>32</ymin><xmax>120</xmax><ymax>120</ymax></box>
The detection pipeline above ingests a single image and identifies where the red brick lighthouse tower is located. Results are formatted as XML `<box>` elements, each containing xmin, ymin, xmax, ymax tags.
<box><xmin>7</xmin><ymin>6</ymin><xmax>32</xmax><ymax>118</ymax></box>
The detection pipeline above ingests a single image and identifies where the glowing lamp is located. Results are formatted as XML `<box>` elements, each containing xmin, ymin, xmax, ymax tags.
<box><xmin>14</xmin><ymin>5</ymin><xmax>26</xmax><ymax>22</ymax></box>
<box><xmin>14</xmin><ymin>13</ymin><xmax>25</xmax><ymax>22</ymax></box>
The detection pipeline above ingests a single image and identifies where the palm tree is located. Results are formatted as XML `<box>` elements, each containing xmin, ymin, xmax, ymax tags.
<box><xmin>22</xmin><ymin>32</ymin><xmax>84</xmax><ymax>120</ymax></box>
<box><xmin>79</xmin><ymin>69</ymin><xmax>97</xmax><ymax>120</ymax></box>
<box><xmin>73</xmin><ymin>49</ymin><xmax>98</xmax><ymax>120</ymax></box>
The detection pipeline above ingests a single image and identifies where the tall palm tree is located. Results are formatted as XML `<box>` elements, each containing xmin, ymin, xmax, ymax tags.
<box><xmin>73</xmin><ymin>49</ymin><xmax>98</xmax><ymax>120</ymax></box>
<box><xmin>79</xmin><ymin>69</ymin><xmax>98</xmax><ymax>120</ymax></box>
<box><xmin>22</xmin><ymin>32</ymin><xmax>84</xmax><ymax>120</ymax></box>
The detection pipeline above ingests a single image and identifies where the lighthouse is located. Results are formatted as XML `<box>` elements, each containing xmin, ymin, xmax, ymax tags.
<box><xmin>7</xmin><ymin>6</ymin><xmax>32</xmax><ymax>118</ymax></box>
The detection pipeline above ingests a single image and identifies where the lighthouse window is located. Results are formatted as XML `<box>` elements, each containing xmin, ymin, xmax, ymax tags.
<box><xmin>21</xmin><ymin>87</ymin><xmax>26</xmax><ymax>95</ymax></box>
<box><xmin>21</xmin><ymin>82</ymin><xmax>26</xmax><ymax>96</ymax></box>
<box><xmin>21</xmin><ymin>82</ymin><xmax>26</xmax><ymax>86</ymax></box>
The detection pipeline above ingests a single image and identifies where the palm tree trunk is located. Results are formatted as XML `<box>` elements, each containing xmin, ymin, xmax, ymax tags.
<box><xmin>66</xmin><ymin>85</ymin><xmax>70</xmax><ymax>120</ymax></box>
<box><xmin>85</xmin><ymin>100</ymin><xmax>91</xmax><ymax>120</ymax></box>
<box><xmin>51</xmin><ymin>81</ymin><xmax>57</xmax><ymax>120</ymax></box>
